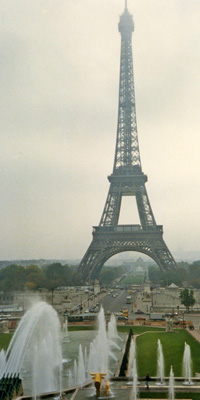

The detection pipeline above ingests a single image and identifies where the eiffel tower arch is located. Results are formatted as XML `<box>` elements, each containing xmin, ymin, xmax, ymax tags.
<box><xmin>78</xmin><ymin>2</ymin><xmax>177</xmax><ymax>282</ymax></box>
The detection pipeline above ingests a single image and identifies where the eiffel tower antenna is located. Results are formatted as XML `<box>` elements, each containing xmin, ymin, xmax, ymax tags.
<box><xmin>78</xmin><ymin>3</ymin><xmax>177</xmax><ymax>282</ymax></box>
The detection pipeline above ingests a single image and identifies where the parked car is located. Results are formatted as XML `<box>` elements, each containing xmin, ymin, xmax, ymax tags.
<box><xmin>135</xmin><ymin>310</ymin><xmax>144</xmax><ymax>314</ymax></box>
<box><xmin>117</xmin><ymin>316</ymin><xmax>128</xmax><ymax>321</ymax></box>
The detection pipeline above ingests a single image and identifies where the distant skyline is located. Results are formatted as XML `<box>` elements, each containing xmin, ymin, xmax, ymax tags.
<box><xmin>0</xmin><ymin>0</ymin><xmax>200</xmax><ymax>262</ymax></box>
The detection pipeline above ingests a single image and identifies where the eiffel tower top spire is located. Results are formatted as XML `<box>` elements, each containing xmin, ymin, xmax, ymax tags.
<box><xmin>114</xmin><ymin>1</ymin><xmax>141</xmax><ymax>175</ymax></box>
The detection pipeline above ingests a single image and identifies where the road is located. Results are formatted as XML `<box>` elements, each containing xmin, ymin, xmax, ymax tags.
<box><xmin>99</xmin><ymin>289</ymin><xmax>134</xmax><ymax>317</ymax></box>
<box><xmin>71</xmin><ymin>288</ymin><xmax>200</xmax><ymax>328</ymax></box>
<box><xmin>183</xmin><ymin>313</ymin><xmax>200</xmax><ymax>329</ymax></box>
<box><xmin>99</xmin><ymin>291</ymin><xmax>200</xmax><ymax>327</ymax></box>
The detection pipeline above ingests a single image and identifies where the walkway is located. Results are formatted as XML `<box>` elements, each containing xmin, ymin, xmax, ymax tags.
<box><xmin>187</xmin><ymin>327</ymin><xmax>200</xmax><ymax>343</ymax></box>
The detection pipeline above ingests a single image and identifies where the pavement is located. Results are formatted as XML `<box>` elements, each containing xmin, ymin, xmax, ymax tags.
<box><xmin>187</xmin><ymin>327</ymin><xmax>200</xmax><ymax>343</ymax></box>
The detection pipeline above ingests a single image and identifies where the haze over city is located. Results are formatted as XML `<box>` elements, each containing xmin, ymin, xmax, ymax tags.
<box><xmin>0</xmin><ymin>0</ymin><xmax>200</xmax><ymax>262</ymax></box>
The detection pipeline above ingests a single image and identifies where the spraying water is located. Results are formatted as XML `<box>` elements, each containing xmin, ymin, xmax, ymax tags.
<box><xmin>128</xmin><ymin>338</ymin><xmax>136</xmax><ymax>376</ymax></box>
<box><xmin>169</xmin><ymin>366</ymin><xmax>175</xmax><ymax>400</ymax></box>
<box><xmin>0</xmin><ymin>301</ymin><xmax>63</xmax><ymax>397</ymax></box>
<box><xmin>72</xmin><ymin>307</ymin><xmax>120</xmax><ymax>386</ymax></box>
<box><xmin>0</xmin><ymin>349</ymin><xmax>5</xmax><ymax>367</ymax></box>
<box><xmin>132</xmin><ymin>358</ymin><xmax>138</xmax><ymax>400</ymax></box>
<box><xmin>73</xmin><ymin>359</ymin><xmax>78</xmax><ymax>387</ymax></box>
<box><xmin>77</xmin><ymin>344</ymin><xmax>86</xmax><ymax>386</ymax></box>
<box><xmin>156</xmin><ymin>339</ymin><xmax>165</xmax><ymax>385</ymax></box>
<box><xmin>183</xmin><ymin>342</ymin><xmax>193</xmax><ymax>385</ymax></box>
<box><xmin>62</xmin><ymin>318</ymin><xmax>70</xmax><ymax>342</ymax></box>
<box><xmin>88</xmin><ymin>307</ymin><xmax>109</xmax><ymax>374</ymax></box>
<box><xmin>68</xmin><ymin>369</ymin><xmax>73</xmax><ymax>388</ymax></box>
<box><xmin>108</xmin><ymin>313</ymin><xmax>123</xmax><ymax>342</ymax></box>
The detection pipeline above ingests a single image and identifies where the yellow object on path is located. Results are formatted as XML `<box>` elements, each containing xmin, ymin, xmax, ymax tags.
<box><xmin>90</xmin><ymin>371</ymin><xmax>110</xmax><ymax>395</ymax></box>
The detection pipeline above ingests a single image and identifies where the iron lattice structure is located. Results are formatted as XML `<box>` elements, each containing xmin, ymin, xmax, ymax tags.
<box><xmin>78</xmin><ymin>3</ymin><xmax>177</xmax><ymax>281</ymax></box>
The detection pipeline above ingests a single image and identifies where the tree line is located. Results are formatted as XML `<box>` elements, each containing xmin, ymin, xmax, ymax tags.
<box><xmin>148</xmin><ymin>260</ymin><xmax>200</xmax><ymax>288</ymax></box>
<box><xmin>0</xmin><ymin>263</ymin><xmax>82</xmax><ymax>292</ymax></box>
<box><xmin>0</xmin><ymin>259</ymin><xmax>200</xmax><ymax>292</ymax></box>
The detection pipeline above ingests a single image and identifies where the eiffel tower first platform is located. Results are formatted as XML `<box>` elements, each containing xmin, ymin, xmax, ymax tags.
<box><xmin>78</xmin><ymin>1</ymin><xmax>177</xmax><ymax>282</ymax></box>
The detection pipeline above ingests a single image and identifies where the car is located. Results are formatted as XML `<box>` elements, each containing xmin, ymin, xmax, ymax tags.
<box><xmin>117</xmin><ymin>316</ymin><xmax>128</xmax><ymax>321</ymax></box>
<box><xmin>135</xmin><ymin>310</ymin><xmax>145</xmax><ymax>314</ymax></box>
<box><xmin>165</xmin><ymin>312</ymin><xmax>178</xmax><ymax>317</ymax></box>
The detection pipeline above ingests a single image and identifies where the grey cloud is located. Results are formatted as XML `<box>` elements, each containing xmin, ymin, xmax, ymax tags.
<box><xmin>0</xmin><ymin>0</ymin><xmax>199</xmax><ymax>260</ymax></box>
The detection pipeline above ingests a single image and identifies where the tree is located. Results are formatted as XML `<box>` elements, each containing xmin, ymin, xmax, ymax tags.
<box><xmin>24</xmin><ymin>282</ymin><xmax>37</xmax><ymax>291</ymax></box>
<box><xmin>25</xmin><ymin>265</ymin><xmax>44</xmax><ymax>289</ymax></box>
<box><xmin>0</xmin><ymin>265</ymin><xmax>26</xmax><ymax>291</ymax></box>
<box><xmin>148</xmin><ymin>266</ymin><xmax>161</xmax><ymax>284</ymax></box>
<box><xmin>43</xmin><ymin>263</ymin><xmax>72</xmax><ymax>287</ymax></box>
<box><xmin>180</xmin><ymin>288</ymin><xmax>195</xmax><ymax>312</ymax></box>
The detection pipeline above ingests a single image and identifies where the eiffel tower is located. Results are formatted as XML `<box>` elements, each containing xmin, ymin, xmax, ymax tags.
<box><xmin>78</xmin><ymin>1</ymin><xmax>177</xmax><ymax>281</ymax></box>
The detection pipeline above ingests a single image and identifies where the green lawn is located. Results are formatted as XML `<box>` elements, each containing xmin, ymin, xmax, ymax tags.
<box><xmin>120</xmin><ymin>274</ymin><xmax>144</xmax><ymax>285</ymax></box>
<box><xmin>0</xmin><ymin>333</ymin><xmax>13</xmax><ymax>350</ymax></box>
<box><xmin>68</xmin><ymin>325</ymin><xmax>95</xmax><ymax>331</ymax></box>
<box><xmin>136</xmin><ymin>329</ymin><xmax>200</xmax><ymax>377</ymax></box>
<box><xmin>117</xmin><ymin>326</ymin><xmax>165</xmax><ymax>334</ymax></box>
<box><xmin>140</xmin><ymin>394</ymin><xmax>200</xmax><ymax>399</ymax></box>
<box><xmin>116</xmin><ymin>326</ymin><xmax>200</xmax><ymax>377</ymax></box>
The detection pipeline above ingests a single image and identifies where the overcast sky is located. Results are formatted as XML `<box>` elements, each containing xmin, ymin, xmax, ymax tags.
<box><xmin>0</xmin><ymin>0</ymin><xmax>200</xmax><ymax>262</ymax></box>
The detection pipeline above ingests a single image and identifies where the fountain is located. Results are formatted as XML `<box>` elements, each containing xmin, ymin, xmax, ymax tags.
<box><xmin>87</xmin><ymin>307</ymin><xmax>110</xmax><ymax>374</ymax></box>
<box><xmin>108</xmin><ymin>313</ymin><xmax>118</xmax><ymax>340</ymax></box>
<box><xmin>62</xmin><ymin>318</ymin><xmax>70</xmax><ymax>342</ymax></box>
<box><xmin>1</xmin><ymin>301</ymin><xmax>196</xmax><ymax>400</ymax></box>
<box><xmin>73</xmin><ymin>307</ymin><xmax>114</xmax><ymax>387</ymax></box>
<box><xmin>183</xmin><ymin>342</ymin><xmax>193</xmax><ymax>385</ymax></box>
<box><xmin>132</xmin><ymin>358</ymin><xmax>138</xmax><ymax>400</ymax></box>
<box><xmin>73</xmin><ymin>359</ymin><xmax>78</xmax><ymax>387</ymax></box>
<box><xmin>0</xmin><ymin>301</ymin><xmax>63</xmax><ymax>397</ymax></box>
<box><xmin>108</xmin><ymin>313</ymin><xmax>123</xmax><ymax>342</ymax></box>
<box><xmin>169</xmin><ymin>366</ymin><xmax>175</xmax><ymax>400</ymax></box>
<box><xmin>108</xmin><ymin>313</ymin><xmax>122</xmax><ymax>355</ymax></box>
<box><xmin>68</xmin><ymin>369</ymin><xmax>73</xmax><ymax>388</ymax></box>
<box><xmin>0</xmin><ymin>349</ymin><xmax>5</xmax><ymax>366</ymax></box>
<box><xmin>77</xmin><ymin>344</ymin><xmax>86</xmax><ymax>386</ymax></box>
<box><xmin>128</xmin><ymin>338</ymin><xmax>136</xmax><ymax>377</ymax></box>
<box><xmin>156</xmin><ymin>339</ymin><xmax>165</xmax><ymax>385</ymax></box>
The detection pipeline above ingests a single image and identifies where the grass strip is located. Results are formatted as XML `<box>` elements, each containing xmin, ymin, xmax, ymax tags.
<box><xmin>0</xmin><ymin>333</ymin><xmax>13</xmax><ymax>350</ymax></box>
<box><xmin>140</xmin><ymin>393</ymin><xmax>200</xmax><ymax>400</ymax></box>
<box><xmin>136</xmin><ymin>329</ymin><xmax>200</xmax><ymax>377</ymax></box>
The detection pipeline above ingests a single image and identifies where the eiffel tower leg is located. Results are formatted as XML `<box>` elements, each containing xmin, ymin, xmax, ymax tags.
<box><xmin>148</xmin><ymin>238</ymin><xmax>177</xmax><ymax>272</ymax></box>
<box><xmin>136</xmin><ymin>183</ymin><xmax>156</xmax><ymax>228</ymax></box>
<box><xmin>79</xmin><ymin>239</ymin><xmax>108</xmax><ymax>282</ymax></box>
<box><xmin>99</xmin><ymin>183</ymin><xmax>121</xmax><ymax>226</ymax></box>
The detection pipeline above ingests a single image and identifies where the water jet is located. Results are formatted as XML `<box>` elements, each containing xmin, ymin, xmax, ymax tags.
<box><xmin>0</xmin><ymin>301</ymin><xmax>62</xmax><ymax>398</ymax></box>
<box><xmin>183</xmin><ymin>342</ymin><xmax>193</xmax><ymax>385</ymax></box>
<box><xmin>156</xmin><ymin>339</ymin><xmax>165</xmax><ymax>385</ymax></box>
